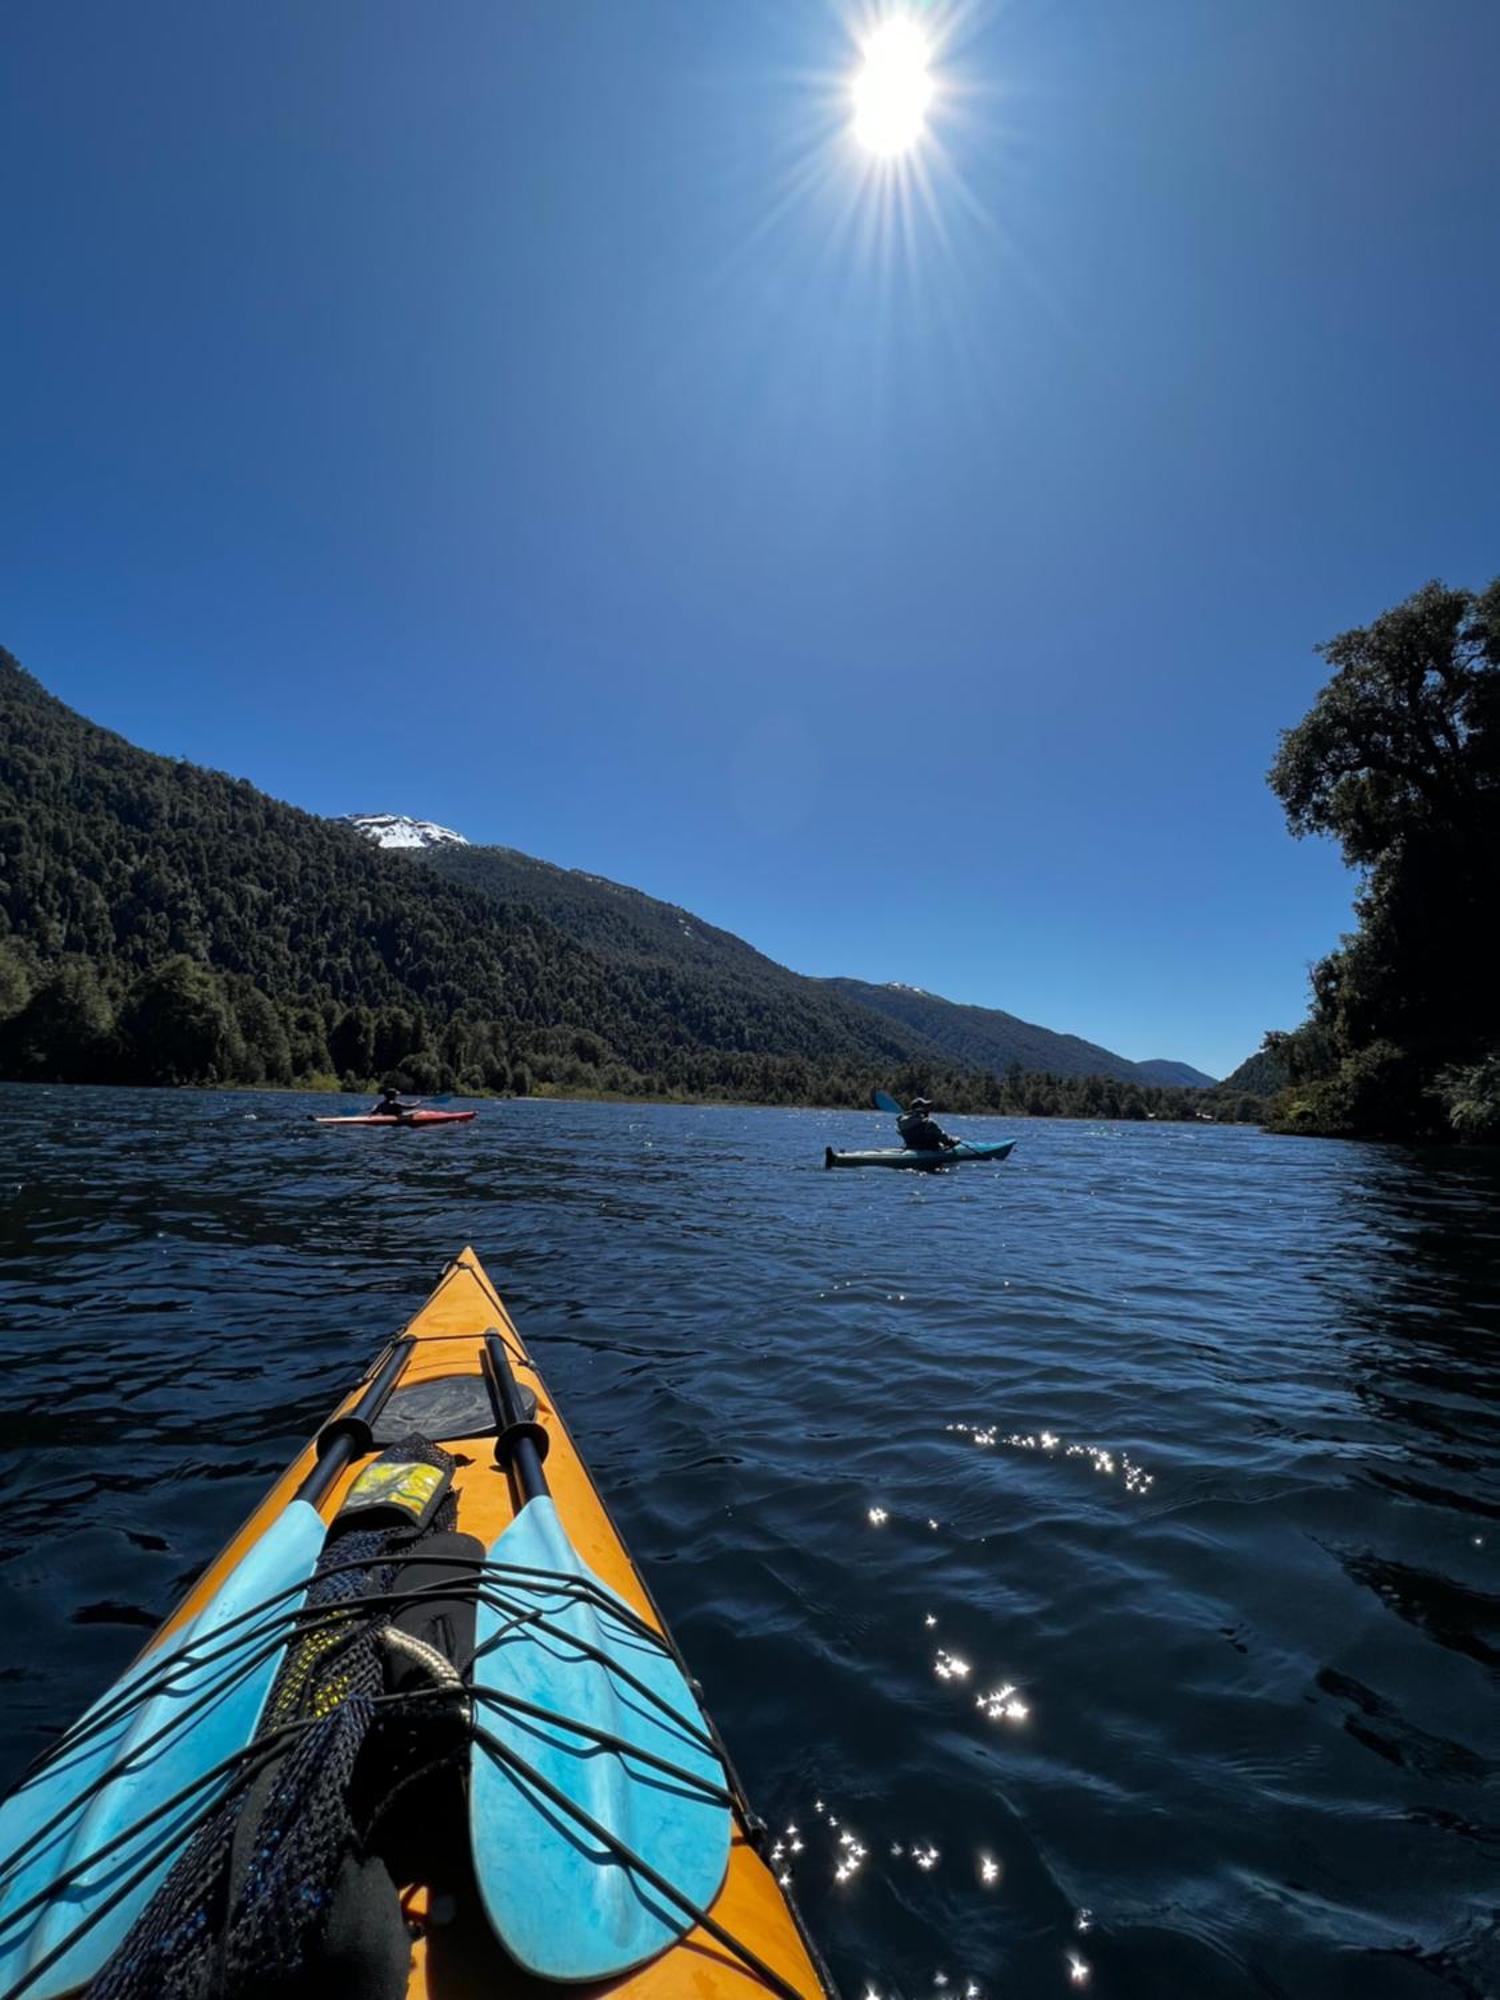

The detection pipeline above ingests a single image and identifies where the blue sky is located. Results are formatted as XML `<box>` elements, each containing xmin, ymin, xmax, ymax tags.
<box><xmin>4</xmin><ymin>0</ymin><xmax>1497</xmax><ymax>1078</ymax></box>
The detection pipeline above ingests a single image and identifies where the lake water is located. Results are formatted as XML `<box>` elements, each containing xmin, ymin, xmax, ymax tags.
<box><xmin>1</xmin><ymin>1085</ymin><xmax>1496</xmax><ymax>1998</ymax></box>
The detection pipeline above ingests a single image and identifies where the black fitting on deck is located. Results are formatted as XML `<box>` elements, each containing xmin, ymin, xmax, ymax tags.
<box><xmin>492</xmin><ymin>1414</ymin><xmax>551</xmax><ymax>1471</ymax></box>
<box><xmin>315</xmin><ymin>1411</ymin><xmax>378</xmax><ymax>1460</ymax></box>
<box><xmin>298</xmin><ymin>1336</ymin><xmax>414</xmax><ymax>1506</ymax></box>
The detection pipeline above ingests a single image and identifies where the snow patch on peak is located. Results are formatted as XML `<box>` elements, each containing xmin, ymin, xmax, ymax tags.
<box><xmin>342</xmin><ymin>812</ymin><xmax>469</xmax><ymax>851</ymax></box>
<box><xmin>886</xmin><ymin>982</ymin><xmax>932</xmax><ymax>996</ymax></box>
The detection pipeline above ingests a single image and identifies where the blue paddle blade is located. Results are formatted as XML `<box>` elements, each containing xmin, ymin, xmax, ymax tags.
<box><xmin>469</xmin><ymin>1497</ymin><xmax>731</xmax><ymax>1982</ymax></box>
<box><xmin>0</xmin><ymin>1499</ymin><xmax>326</xmax><ymax>2000</ymax></box>
<box><xmin>870</xmin><ymin>1088</ymin><xmax>904</xmax><ymax>1115</ymax></box>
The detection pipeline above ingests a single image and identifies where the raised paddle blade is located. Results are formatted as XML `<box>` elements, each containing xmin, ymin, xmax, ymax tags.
<box><xmin>871</xmin><ymin>1088</ymin><xmax>904</xmax><ymax>1115</ymax></box>
<box><xmin>469</xmin><ymin>1497</ymin><xmax>731</xmax><ymax>1982</ymax></box>
<box><xmin>0</xmin><ymin>1499</ymin><xmax>326</xmax><ymax>2000</ymax></box>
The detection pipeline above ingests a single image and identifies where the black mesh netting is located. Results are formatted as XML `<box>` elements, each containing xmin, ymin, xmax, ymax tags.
<box><xmin>88</xmin><ymin>1439</ymin><xmax>473</xmax><ymax>2000</ymax></box>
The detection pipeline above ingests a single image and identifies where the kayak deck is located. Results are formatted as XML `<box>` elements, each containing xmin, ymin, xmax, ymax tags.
<box><xmin>0</xmin><ymin>1252</ymin><xmax>830</xmax><ymax>1998</ymax></box>
<box><xmin>824</xmin><ymin>1139</ymin><xmax>1016</xmax><ymax>1169</ymax></box>
<box><xmin>312</xmin><ymin>1109</ymin><xmax>477</xmax><ymax>1126</ymax></box>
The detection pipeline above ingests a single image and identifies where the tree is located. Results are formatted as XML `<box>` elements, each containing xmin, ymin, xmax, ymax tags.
<box><xmin>1267</xmin><ymin>578</ymin><xmax>1500</xmax><ymax>1138</ymax></box>
<box><xmin>229</xmin><ymin>980</ymin><xmax>293</xmax><ymax>1085</ymax></box>
<box><xmin>373</xmin><ymin>1008</ymin><xmax>415</xmax><ymax>1075</ymax></box>
<box><xmin>0</xmin><ymin>939</ymin><xmax>32</xmax><ymax>1026</ymax></box>
<box><xmin>1270</xmin><ymin>580</ymin><xmax>1500</xmax><ymax>867</ymax></box>
<box><xmin>121</xmin><ymin>956</ymin><xmax>241</xmax><ymax>1083</ymax></box>
<box><xmin>1433</xmin><ymin>1056</ymin><xmax>1500</xmax><ymax>1142</ymax></box>
<box><xmin>395</xmin><ymin>1049</ymin><xmax>445</xmax><ymax>1094</ymax></box>
<box><xmin>0</xmin><ymin>958</ymin><xmax>115</xmax><ymax>1080</ymax></box>
<box><xmin>330</xmin><ymin>1005</ymin><xmax>376</xmax><ymax>1080</ymax></box>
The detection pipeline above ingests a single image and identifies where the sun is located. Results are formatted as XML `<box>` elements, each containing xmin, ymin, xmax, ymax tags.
<box><xmin>850</xmin><ymin>17</ymin><xmax>935</xmax><ymax>157</ymax></box>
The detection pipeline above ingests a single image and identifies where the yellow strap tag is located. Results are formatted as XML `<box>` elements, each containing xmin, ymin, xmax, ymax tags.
<box><xmin>339</xmin><ymin>1457</ymin><xmax>450</xmax><ymax>1528</ymax></box>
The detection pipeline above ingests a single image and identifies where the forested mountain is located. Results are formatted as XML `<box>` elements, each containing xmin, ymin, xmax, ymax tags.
<box><xmin>0</xmin><ymin>646</ymin><xmax>1243</xmax><ymax>1120</ymax></box>
<box><xmin>822</xmin><ymin>978</ymin><xmax>1217</xmax><ymax>1087</ymax></box>
<box><xmin>421</xmin><ymin>842</ymin><xmax>788</xmax><ymax>967</ymax></box>
<box><xmin>415</xmin><ymin>847</ymin><xmax>1224</xmax><ymax>1090</ymax></box>
<box><xmin>1221</xmin><ymin>1047</ymin><xmax>1289</xmax><ymax>1097</ymax></box>
<box><xmin>415</xmin><ymin>843</ymin><xmax>947</xmax><ymax>1070</ymax></box>
<box><xmin>1134</xmin><ymin>1058</ymin><xmax>1218</xmax><ymax>1088</ymax></box>
<box><xmin>0</xmin><ymin>648</ymin><xmax>931</xmax><ymax>1100</ymax></box>
<box><xmin>0</xmin><ymin>649</ymin><xmax>677</xmax><ymax>1092</ymax></box>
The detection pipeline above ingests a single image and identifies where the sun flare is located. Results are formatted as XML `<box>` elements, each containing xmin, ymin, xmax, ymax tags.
<box><xmin>851</xmin><ymin>17</ymin><xmax>934</xmax><ymax>157</ymax></box>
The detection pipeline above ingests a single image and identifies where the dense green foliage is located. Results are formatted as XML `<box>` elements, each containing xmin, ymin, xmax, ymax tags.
<box><xmin>0</xmin><ymin>650</ymin><xmax>680</xmax><ymax>1093</ymax></box>
<box><xmin>1260</xmin><ymin>579</ymin><xmax>1500</xmax><ymax>1140</ymax></box>
<box><xmin>1220</xmin><ymin>1046</ymin><xmax>1290</xmax><ymax>1098</ymax></box>
<box><xmin>878</xmin><ymin>1061</ymin><xmax>1257</xmax><ymax>1125</ymax></box>
<box><xmin>824</xmin><ymin>978</ymin><xmax>1217</xmax><ymax>1088</ymax></box>
<box><xmin>417</xmin><ymin>844</ymin><xmax>942</xmax><ymax>1073</ymax></box>
<box><xmin>1431</xmin><ymin>1055</ymin><xmax>1500</xmax><ymax>1142</ymax></box>
<box><xmin>0</xmin><ymin>646</ymin><xmax>1256</xmax><ymax>1121</ymax></box>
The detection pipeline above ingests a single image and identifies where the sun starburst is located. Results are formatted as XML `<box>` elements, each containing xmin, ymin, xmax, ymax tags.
<box><xmin>851</xmin><ymin>17</ymin><xmax>935</xmax><ymax>157</ymax></box>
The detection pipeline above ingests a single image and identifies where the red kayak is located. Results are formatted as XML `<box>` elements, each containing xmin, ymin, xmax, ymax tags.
<box><xmin>312</xmin><ymin>1109</ymin><xmax>477</xmax><ymax>1127</ymax></box>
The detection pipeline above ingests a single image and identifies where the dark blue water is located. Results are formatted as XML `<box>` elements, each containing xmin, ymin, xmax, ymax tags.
<box><xmin>1</xmin><ymin>1085</ymin><xmax>1497</xmax><ymax>1999</ymax></box>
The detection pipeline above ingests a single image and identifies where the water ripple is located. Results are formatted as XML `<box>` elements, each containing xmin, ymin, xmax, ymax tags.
<box><xmin>1</xmin><ymin>1085</ymin><xmax>1498</xmax><ymax>1996</ymax></box>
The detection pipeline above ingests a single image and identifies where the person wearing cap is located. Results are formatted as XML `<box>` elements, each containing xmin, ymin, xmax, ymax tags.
<box><xmin>897</xmin><ymin>1095</ymin><xmax>957</xmax><ymax>1152</ymax></box>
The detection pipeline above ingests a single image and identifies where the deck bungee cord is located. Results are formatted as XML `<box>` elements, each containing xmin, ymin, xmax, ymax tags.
<box><xmin>0</xmin><ymin>1545</ymin><xmax>730</xmax><ymax>1874</ymax></box>
<box><xmin>0</xmin><ymin>1251</ymin><xmax>837</xmax><ymax>1999</ymax></box>
<box><xmin>1</xmin><ymin>1555</ymin><xmax>797</xmax><ymax>1999</ymax></box>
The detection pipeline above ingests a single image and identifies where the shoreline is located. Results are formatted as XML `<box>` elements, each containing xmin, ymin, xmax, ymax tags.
<box><xmin>0</xmin><ymin>1074</ymin><xmax>1262</xmax><ymax>1126</ymax></box>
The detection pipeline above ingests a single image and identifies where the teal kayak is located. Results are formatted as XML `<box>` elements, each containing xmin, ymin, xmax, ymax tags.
<box><xmin>824</xmin><ymin>1139</ymin><xmax>1016</xmax><ymax>1169</ymax></box>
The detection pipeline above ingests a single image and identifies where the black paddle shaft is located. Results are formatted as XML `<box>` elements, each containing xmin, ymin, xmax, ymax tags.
<box><xmin>295</xmin><ymin>1335</ymin><xmax>414</xmax><ymax>1507</ymax></box>
<box><xmin>481</xmin><ymin>1329</ymin><xmax>551</xmax><ymax>1502</ymax></box>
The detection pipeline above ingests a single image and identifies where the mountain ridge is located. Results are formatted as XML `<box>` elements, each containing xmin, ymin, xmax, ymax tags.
<box><xmin>0</xmin><ymin>645</ymin><xmax>1228</xmax><ymax>1110</ymax></box>
<box><xmin>412</xmin><ymin>847</ymin><xmax>1214</xmax><ymax>1085</ymax></box>
<box><xmin>823</xmin><ymin>978</ymin><xmax>1217</xmax><ymax>1088</ymax></box>
<box><xmin>0</xmin><ymin>648</ymin><xmax>949</xmax><ymax>1099</ymax></box>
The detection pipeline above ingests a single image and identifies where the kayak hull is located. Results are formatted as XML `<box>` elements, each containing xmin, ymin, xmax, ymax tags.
<box><xmin>312</xmin><ymin>1109</ymin><xmax>477</xmax><ymax>1126</ymax></box>
<box><xmin>0</xmin><ymin>1251</ymin><xmax>831</xmax><ymax>2000</ymax></box>
<box><xmin>825</xmin><ymin>1139</ymin><xmax>1016</xmax><ymax>1169</ymax></box>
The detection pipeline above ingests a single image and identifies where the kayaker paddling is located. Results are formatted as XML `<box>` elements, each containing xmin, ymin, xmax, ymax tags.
<box><xmin>374</xmin><ymin>1083</ymin><xmax>412</xmax><ymax>1120</ymax></box>
<box><xmin>837</xmin><ymin>1088</ymin><xmax>1008</xmax><ymax>1167</ymax></box>
<box><xmin>896</xmin><ymin>1095</ymin><xmax>957</xmax><ymax>1152</ymax></box>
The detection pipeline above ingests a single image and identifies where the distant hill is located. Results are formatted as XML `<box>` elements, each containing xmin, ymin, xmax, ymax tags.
<box><xmin>414</xmin><ymin>843</ymin><xmax>947</xmax><ymax>1071</ymax></box>
<box><xmin>1220</xmin><ymin>1045</ymin><xmax>1289</xmax><ymax>1096</ymax></box>
<box><xmin>823</xmin><ymin>978</ymin><xmax>1216</xmax><ymax>1088</ymax></box>
<box><xmin>0</xmin><ymin>648</ymin><xmax>671</xmax><ymax>1090</ymax></box>
<box><xmin>0</xmin><ymin>649</ymin><xmax>931</xmax><ymax>1099</ymax></box>
<box><xmin>422</xmin><ymin>843</ymin><xmax>812</xmax><ymax>973</ymax></box>
<box><xmin>1134</xmin><ymin>1058</ymin><xmax>1219</xmax><ymax>1088</ymax></box>
<box><xmin>415</xmin><ymin>849</ymin><xmax>1222</xmax><ymax>1090</ymax></box>
<box><xmin>0</xmin><ymin>645</ymin><xmax>1233</xmax><ymax>1115</ymax></box>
